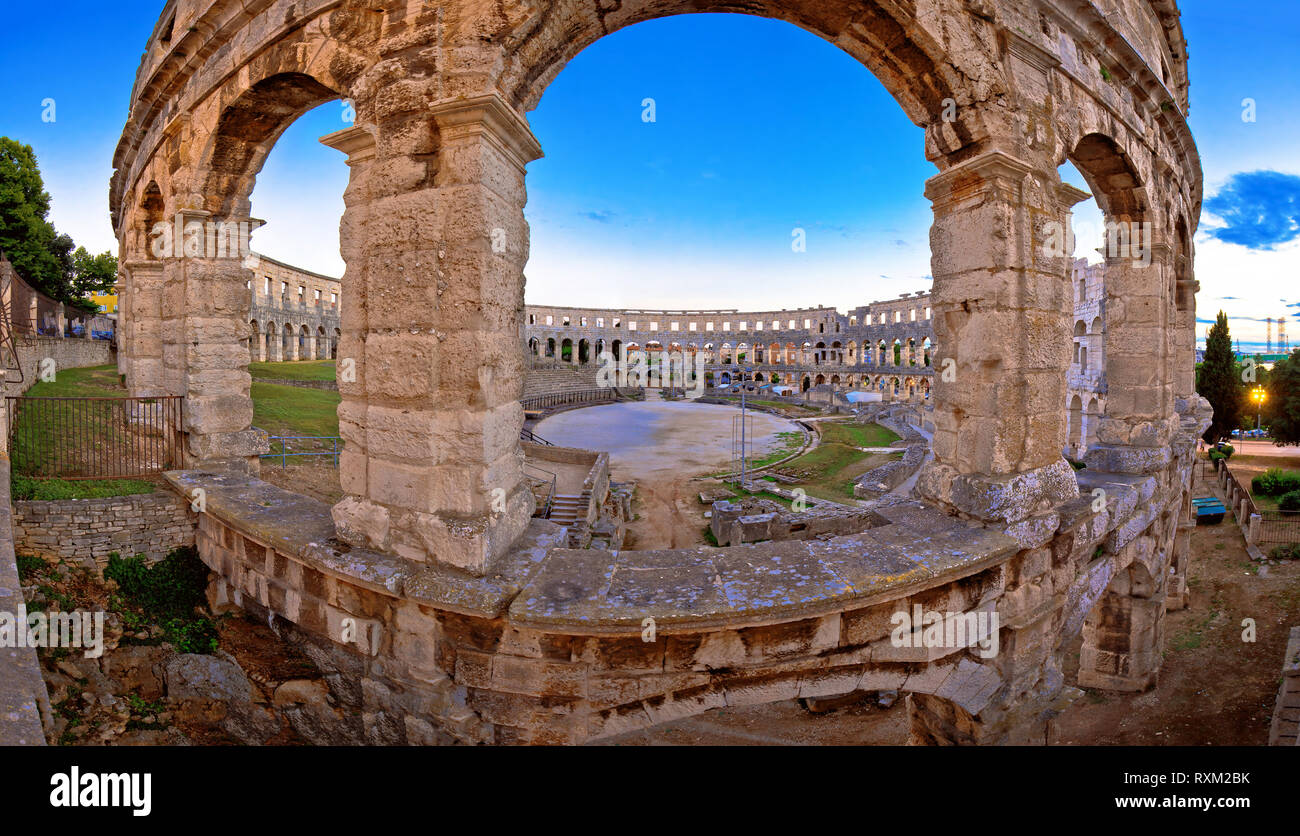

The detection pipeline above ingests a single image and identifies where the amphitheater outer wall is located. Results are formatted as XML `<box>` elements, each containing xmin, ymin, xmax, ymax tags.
<box><xmin>115</xmin><ymin>0</ymin><xmax>1203</xmax><ymax>743</ymax></box>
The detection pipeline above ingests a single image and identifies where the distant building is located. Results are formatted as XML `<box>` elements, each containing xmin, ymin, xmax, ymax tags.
<box><xmin>1065</xmin><ymin>258</ymin><xmax>1106</xmax><ymax>459</ymax></box>
<box><xmin>88</xmin><ymin>291</ymin><xmax>118</xmax><ymax>314</ymax></box>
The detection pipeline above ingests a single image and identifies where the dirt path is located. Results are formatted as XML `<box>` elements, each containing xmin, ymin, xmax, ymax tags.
<box><xmin>623</xmin><ymin>471</ymin><xmax>710</xmax><ymax>550</ymax></box>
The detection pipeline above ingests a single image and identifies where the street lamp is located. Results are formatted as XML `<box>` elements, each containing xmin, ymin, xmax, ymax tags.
<box><xmin>1251</xmin><ymin>386</ymin><xmax>1267</xmax><ymax>433</ymax></box>
<box><xmin>733</xmin><ymin>364</ymin><xmax>753</xmax><ymax>487</ymax></box>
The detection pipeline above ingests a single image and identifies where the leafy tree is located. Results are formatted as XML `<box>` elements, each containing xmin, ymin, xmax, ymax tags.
<box><xmin>0</xmin><ymin>137</ymin><xmax>112</xmax><ymax>311</ymax></box>
<box><xmin>1265</xmin><ymin>348</ymin><xmax>1300</xmax><ymax>446</ymax></box>
<box><xmin>71</xmin><ymin>246</ymin><xmax>118</xmax><ymax>297</ymax></box>
<box><xmin>0</xmin><ymin>137</ymin><xmax>63</xmax><ymax>289</ymax></box>
<box><xmin>1197</xmin><ymin>311</ymin><xmax>1242</xmax><ymax>443</ymax></box>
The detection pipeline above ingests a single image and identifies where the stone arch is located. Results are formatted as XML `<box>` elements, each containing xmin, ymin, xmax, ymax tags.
<box><xmin>1068</xmin><ymin>394</ymin><xmax>1084</xmax><ymax>453</ymax></box>
<box><xmin>198</xmin><ymin>72</ymin><xmax>344</xmax><ymax>218</ymax></box>
<box><xmin>504</xmin><ymin>1</ymin><xmax>1000</xmax><ymax>161</ymax></box>
<box><xmin>1068</xmin><ymin>133</ymin><xmax>1148</xmax><ymax>224</ymax></box>
<box><xmin>113</xmin><ymin>0</ymin><xmax>1205</xmax><ymax>745</ymax></box>
<box><xmin>248</xmin><ymin>319</ymin><xmax>262</xmax><ymax>362</ymax></box>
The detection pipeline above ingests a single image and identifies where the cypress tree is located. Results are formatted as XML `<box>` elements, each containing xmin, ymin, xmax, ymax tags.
<box><xmin>1197</xmin><ymin>311</ymin><xmax>1242</xmax><ymax>442</ymax></box>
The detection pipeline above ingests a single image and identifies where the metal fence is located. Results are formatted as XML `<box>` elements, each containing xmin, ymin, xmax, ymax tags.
<box><xmin>520</xmin><ymin>388</ymin><xmax>615</xmax><ymax>412</ymax></box>
<box><xmin>260</xmin><ymin>435</ymin><xmax>341</xmax><ymax>468</ymax></box>
<box><xmin>1257</xmin><ymin>510</ymin><xmax>1300</xmax><ymax>546</ymax></box>
<box><xmin>6</xmin><ymin>396</ymin><xmax>184</xmax><ymax>479</ymax></box>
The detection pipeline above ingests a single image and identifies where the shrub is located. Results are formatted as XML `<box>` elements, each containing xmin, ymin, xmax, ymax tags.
<box><xmin>1253</xmin><ymin>470</ymin><xmax>1278</xmax><ymax>495</ymax></box>
<box><xmin>1278</xmin><ymin>491</ymin><xmax>1300</xmax><ymax>513</ymax></box>
<box><xmin>104</xmin><ymin>547</ymin><xmax>217</xmax><ymax>654</ymax></box>
<box><xmin>1252</xmin><ymin>469</ymin><xmax>1300</xmax><ymax>496</ymax></box>
<box><xmin>1269</xmin><ymin>543</ymin><xmax>1300</xmax><ymax>561</ymax></box>
<box><xmin>1220</xmin><ymin>444</ymin><xmax>1235</xmax><ymax>458</ymax></box>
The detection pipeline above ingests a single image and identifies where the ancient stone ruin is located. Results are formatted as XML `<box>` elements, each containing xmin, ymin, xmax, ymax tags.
<box><xmin>106</xmin><ymin>0</ymin><xmax>1209</xmax><ymax>744</ymax></box>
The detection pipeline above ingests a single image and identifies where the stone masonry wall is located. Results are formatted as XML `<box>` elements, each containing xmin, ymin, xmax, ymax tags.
<box><xmin>2</xmin><ymin>335</ymin><xmax>113</xmax><ymax>400</ymax></box>
<box><xmin>12</xmin><ymin>491</ymin><xmax>196</xmax><ymax>568</ymax></box>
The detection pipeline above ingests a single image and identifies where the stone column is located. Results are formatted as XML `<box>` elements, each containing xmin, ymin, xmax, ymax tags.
<box><xmin>1078</xmin><ymin>557</ymin><xmax>1166</xmax><ymax>691</ymax></box>
<box><xmin>913</xmin><ymin>152</ymin><xmax>1078</xmax><ymax>523</ymax></box>
<box><xmin>326</xmin><ymin>96</ymin><xmax>539</xmax><ymax>574</ymax></box>
<box><xmin>256</xmin><ymin>332</ymin><xmax>267</xmax><ymax>363</ymax></box>
<box><xmin>115</xmin><ymin>268</ymin><xmax>130</xmax><ymax>377</ymax></box>
<box><xmin>159</xmin><ymin>208</ymin><xmax>266</xmax><ymax>473</ymax></box>
<box><xmin>306</xmin><ymin>333</ymin><xmax>317</xmax><ymax>361</ymax></box>
<box><xmin>1084</xmin><ymin>235</ymin><xmax>1175</xmax><ymax>473</ymax></box>
<box><xmin>121</xmin><ymin>261</ymin><xmax>165</xmax><ymax>396</ymax></box>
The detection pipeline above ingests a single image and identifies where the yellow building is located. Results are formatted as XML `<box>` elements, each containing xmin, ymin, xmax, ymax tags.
<box><xmin>88</xmin><ymin>291</ymin><xmax>118</xmax><ymax>314</ymax></box>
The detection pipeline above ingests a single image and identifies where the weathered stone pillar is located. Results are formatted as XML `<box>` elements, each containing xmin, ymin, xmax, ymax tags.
<box><xmin>1084</xmin><ymin>235</ymin><xmax>1175</xmax><ymax>473</ymax></box>
<box><xmin>120</xmin><ymin>261</ymin><xmax>165</xmax><ymax>396</ymax></box>
<box><xmin>1166</xmin><ymin>522</ymin><xmax>1194</xmax><ymax>610</ymax></box>
<box><xmin>306</xmin><ymin>333</ymin><xmax>317</xmax><ymax>361</ymax></box>
<box><xmin>1078</xmin><ymin>557</ymin><xmax>1165</xmax><ymax>691</ymax></box>
<box><xmin>159</xmin><ymin>208</ymin><xmax>266</xmax><ymax>473</ymax></box>
<box><xmin>256</xmin><ymin>332</ymin><xmax>267</xmax><ymax>363</ymax></box>
<box><xmin>913</xmin><ymin>152</ymin><xmax>1078</xmax><ymax>523</ymax></box>
<box><xmin>326</xmin><ymin>95</ymin><xmax>539</xmax><ymax>573</ymax></box>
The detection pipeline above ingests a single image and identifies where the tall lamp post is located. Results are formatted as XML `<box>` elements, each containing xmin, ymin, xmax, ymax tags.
<box><xmin>1251</xmin><ymin>386</ymin><xmax>1267</xmax><ymax>433</ymax></box>
<box><xmin>733</xmin><ymin>364</ymin><xmax>752</xmax><ymax>487</ymax></box>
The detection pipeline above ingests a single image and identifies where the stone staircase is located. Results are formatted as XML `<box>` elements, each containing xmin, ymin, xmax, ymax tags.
<box><xmin>644</xmin><ymin>387</ymin><xmax>663</xmax><ymax>401</ymax></box>
<box><xmin>548</xmin><ymin>492</ymin><xmax>590</xmax><ymax>527</ymax></box>
<box><xmin>524</xmin><ymin>364</ymin><xmax>602</xmax><ymax>398</ymax></box>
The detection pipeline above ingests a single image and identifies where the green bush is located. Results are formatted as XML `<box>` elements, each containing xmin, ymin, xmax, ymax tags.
<box><xmin>104</xmin><ymin>547</ymin><xmax>217</xmax><ymax>654</ymax></box>
<box><xmin>1252</xmin><ymin>470</ymin><xmax>1277</xmax><ymax>495</ymax></box>
<box><xmin>1270</xmin><ymin>543</ymin><xmax>1300</xmax><ymax>561</ymax></box>
<box><xmin>1278</xmin><ymin>491</ymin><xmax>1300</xmax><ymax>513</ymax></box>
<box><xmin>1220</xmin><ymin>444</ymin><xmax>1235</xmax><ymax>458</ymax></box>
<box><xmin>1252</xmin><ymin>469</ymin><xmax>1300</xmax><ymax>496</ymax></box>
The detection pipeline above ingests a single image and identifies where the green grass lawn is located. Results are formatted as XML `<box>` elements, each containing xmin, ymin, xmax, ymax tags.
<box><xmin>249</xmin><ymin>360</ymin><xmax>337</xmax><ymax>381</ymax></box>
<box><xmin>817</xmin><ymin>420</ymin><xmax>900</xmax><ymax>448</ymax></box>
<box><xmin>11</xmin><ymin>365</ymin><xmax>163</xmax><ymax>479</ymax></box>
<box><xmin>11</xmin><ymin>475</ymin><xmax>154</xmax><ymax>500</ymax></box>
<box><xmin>251</xmin><ymin>381</ymin><xmax>341</xmax><ymax>438</ymax></box>
<box><xmin>774</xmin><ymin>436</ymin><xmax>904</xmax><ymax>502</ymax></box>
<box><xmin>708</xmin><ymin>430</ymin><xmax>805</xmax><ymax>477</ymax></box>
<box><xmin>23</xmin><ymin>364</ymin><xmax>126</xmax><ymax>398</ymax></box>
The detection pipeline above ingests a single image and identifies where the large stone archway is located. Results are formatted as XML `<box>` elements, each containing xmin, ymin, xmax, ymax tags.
<box><xmin>113</xmin><ymin>0</ymin><xmax>1206</xmax><ymax>745</ymax></box>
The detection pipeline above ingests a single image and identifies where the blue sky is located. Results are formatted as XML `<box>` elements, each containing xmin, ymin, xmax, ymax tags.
<box><xmin>1</xmin><ymin>2</ymin><xmax>1297</xmax><ymax>350</ymax></box>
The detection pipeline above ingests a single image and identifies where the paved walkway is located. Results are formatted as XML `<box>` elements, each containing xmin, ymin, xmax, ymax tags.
<box><xmin>890</xmin><ymin>422</ymin><xmax>933</xmax><ymax>497</ymax></box>
<box><xmin>1223</xmin><ymin>440</ymin><xmax>1300</xmax><ymax>460</ymax></box>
